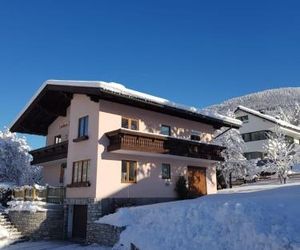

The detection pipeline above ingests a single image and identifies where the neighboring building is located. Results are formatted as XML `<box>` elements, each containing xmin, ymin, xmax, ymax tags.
<box><xmin>235</xmin><ymin>105</ymin><xmax>300</xmax><ymax>161</ymax></box>
<box><xmin>10</xmin><ymin>80</ymin><xmax>240</xmax><ymax>240</ymax></box>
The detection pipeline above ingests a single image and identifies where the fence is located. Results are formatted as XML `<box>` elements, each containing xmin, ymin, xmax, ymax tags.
<box><xmin>13</xmin><ymin>186</ymin><xmax>65</xmax><ymax>204</ymax></box>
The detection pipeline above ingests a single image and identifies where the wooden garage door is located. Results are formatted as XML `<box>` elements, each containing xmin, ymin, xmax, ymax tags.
<box><xmin>72</xmin><ymin>205</ymin><xmax>87</xmax><ymax>240</ymax></box>
<box><xmin>187</xmin><ymin>166</ymin><xmax>207</xmax><ymax>197</ymax></box>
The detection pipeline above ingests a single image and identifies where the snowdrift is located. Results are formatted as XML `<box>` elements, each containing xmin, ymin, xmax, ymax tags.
<box><xmin>98</xmin><ymin>184</ymin><xmax>300</xmax><ymax>250</ymax></box>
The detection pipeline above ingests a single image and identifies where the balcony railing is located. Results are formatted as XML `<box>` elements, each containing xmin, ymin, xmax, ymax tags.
<box><xmin>13</xmin><ymin>186</ymin><xmax>65</xmax><ymax>204</ymax></box>
<box><xmin>30</xmin><ymin>141</ymin><xmax>68</xmax><ymax>165</ymax></box>
<box><xmin>106</xmin><ymin>129</ymin><xmax>224</xmax><ymax>161</ymax></box>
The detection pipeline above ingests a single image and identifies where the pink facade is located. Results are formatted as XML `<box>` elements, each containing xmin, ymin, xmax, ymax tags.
<box><xmin>43</xmin><ymin>96</ymin><xmax>219</xmax><ymax>200</ymax></box>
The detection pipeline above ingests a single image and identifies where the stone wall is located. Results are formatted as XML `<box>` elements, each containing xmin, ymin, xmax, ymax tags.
<box><xmin>8</xmin><ymin>204</ymin><xmax>64</xmax><ymax>240</ymax></box>
<box><xmin>86</xmin><ymin>223</ymin><xmax>125</xmax><ymax>247</ymax></box>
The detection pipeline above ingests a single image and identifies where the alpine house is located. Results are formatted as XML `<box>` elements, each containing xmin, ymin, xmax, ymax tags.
<box><xmin>10</xmin><ymin>80</ymin><xmax>241</xmax><ymax>240</ymax></box>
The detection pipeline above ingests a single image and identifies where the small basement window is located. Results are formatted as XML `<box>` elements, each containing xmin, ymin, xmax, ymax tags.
<box><xmin>121</xmin><ymin>160</ymin><xmax>137</xmax><ymax>183</ymax></box>
<box><xmin>160</xmin><ymin>125</ymin><xmax>171</xmax><ymax>136</ymax></box>
<box><xmin>161</xmin><ymin>163</ymin><xmax>171</xmax><ymax>179</ymax></box>
<box><xmin>121</xmin><ymin>117</ymin><xmax>139</xmax><ymax>130</ymax></box>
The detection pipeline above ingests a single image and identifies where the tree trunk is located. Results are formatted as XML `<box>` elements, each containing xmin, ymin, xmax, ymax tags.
<box><xmin>229</xmin><ymin>172</ymin><xmax>232</xmax><ymax>189</ymax></box>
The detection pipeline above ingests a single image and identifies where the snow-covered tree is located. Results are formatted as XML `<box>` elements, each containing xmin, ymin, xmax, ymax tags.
<box><xmin>0</xmin><ymin>128</ymin><xmax>42</xmax><ymax>185</ymax></box>
<box><xmin>214</xmin><ymin>129</ymin><xmax>257</xmax><ymax>188</ymax></box>
<box><xmin>263</xmin><ymin>127</ymin><xmax>300</xmax><ymax>184</ymax></box>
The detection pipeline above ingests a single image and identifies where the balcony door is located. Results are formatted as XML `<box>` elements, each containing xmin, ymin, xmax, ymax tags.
<box><xmin>187</xmin><ymin>166</ymin><xmax>207</xmax><ymax>197</ymax></box>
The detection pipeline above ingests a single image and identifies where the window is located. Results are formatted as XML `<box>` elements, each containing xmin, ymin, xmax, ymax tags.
<box><xmin>161</xmin><ymin>163</ymin><xmax>171</xmax><ymax>179</ymax></box>
<box><xmin>244</xmin><ymin>152</ymin><xmax>263</xmax><ymax>160</ymax></box>
<box><xmin>191</xmin><ymin>131</ymin><xmax>201</xmax><ymax>141</ymax></box>
<box><xmin>59</xmin><ymin>163</ymin><xmax>66</xmax><ymax>184</ymax></box>
<box><xmin>160</xmin><ymin>125</ymin><xmax>171</xmax><ymax>136</ymax></box>
<box><xmin>121</xmin><ymin>117</ymin><xmax>139</xmax><ymax>130</ymax></box>
<box><xmin>72</xmin><ymin>160</ymin><xmax>90</xmax><ymax>184</ymax></box>
<box><xmin>236</xmin><ymin>115</ymin><xmax>249</xmax><ymax>123</ymax></box>
<box><xmin>78</xmin><ymin>116</ymin><xmax>89</xmax><ymax>138</ymax></box>
<box><xmin>54</xmin><ymin>135</ymin><xmax>62</xmax><ymax>144</ymax></box>
<box><xmin>241</xmin><ymin>130</ymin><xmax>271</xmax><ymax>142</ymax></box>
<box><xmin>121</xmin><ymin>160</ymin><xmax>137</xmax><ymax>183</ymax></box>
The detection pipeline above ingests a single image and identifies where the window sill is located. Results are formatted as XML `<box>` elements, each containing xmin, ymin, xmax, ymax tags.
<box><xmin>67</xmin><ymin>181</ymin><xmax>91</xmax><ymax>188</ymax></box>
<box><xmin>73</xmin><ymin>135</ymin><xmax>89</xmax><ymax>142</ymax></box>
<box><xmin>121</xmin><ymin>180</ymin><xmax>137</xmax><ymax>184</ymax></box>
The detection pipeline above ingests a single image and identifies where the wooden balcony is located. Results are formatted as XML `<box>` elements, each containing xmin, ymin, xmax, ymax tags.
<box><xmin>106</xmin><ymin>129</ymin><xmax>224</xmax><ymax>161</ymax></box>
<box><xmin>30</xmin><ymin>141</ymin><xmax>68</xmax><ymax>165</ymax></box>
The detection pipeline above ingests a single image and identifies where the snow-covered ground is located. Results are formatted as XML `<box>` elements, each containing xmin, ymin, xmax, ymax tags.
<box><xmin>0</xmin><ymin>225</ymin><xmax>10</xmax><ymax>248</ymax></box>
<box><xmin>98</xmin><ymin>182</ymin><xmax>300</xmax><ymax>250</ymax></box>
<box><xmin>6</xmin><ymin>201</ymin><xmax>47</xmax><ymax>213</ymax></box>
<box><xmin>2</xmin><ymin>241</ymin><xmax>110</xmax><ymax>250</ymax></box>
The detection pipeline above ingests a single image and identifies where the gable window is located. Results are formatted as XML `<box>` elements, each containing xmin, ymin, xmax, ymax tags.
<box><xmin>121</xmin><ymin>160</ymin><xmax>137</xmax><ymax>183</ymax></box>
<box><xmin>161</xmin><ymin>163</ymin><xmax>171</xmax><ymax>179</ymax></box>
<box><xmin>54</xmin><ymin>135</ymin><xmax>62</xmax><ymax>144</ymax></box>
<box><xmin>191</xmin><ymin>131</ymin><xmax>201</xmax><ymax>141</ymax></box>
<box><xmin>160</xmin><ymin>125</ymin><xmax>171</xmax><ymax>136</ymax></box>
<box><xmin>121</xmin><ymin>117</ymin><xmax>139</xmax><ymax>130</ymax></box>
<box><xmin>72</xmin><ymin>160</ymin><xmax>90</xmax><ymax>184</ymax></box>
<box><xmin>78</xmin><ymin>116</ymin><xmax>89</xmax><ymax>138</ymax></box>
<box><xmin>236</xmin><ymin>115</ymin><xmax>249</xmax><ymax>123</ymax></box>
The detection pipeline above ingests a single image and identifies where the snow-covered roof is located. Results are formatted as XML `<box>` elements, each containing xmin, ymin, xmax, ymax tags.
<box><xmin>48</xmin><ymin>80</ymin><xmax>242</xmax><ymax>126</ymax></box>
<box><xmin>235</xmin><ymin>105</ymin><xmax>300</xmax><ymax>133</ymax></box>
<box><xmin>11</xmin><ymin>80</ymin><xmax>241</xmax><ymax>135</ymax></box>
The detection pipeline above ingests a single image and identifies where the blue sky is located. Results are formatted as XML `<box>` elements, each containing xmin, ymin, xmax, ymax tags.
<box><xmin>1</xmin><ymin>0</ymin><xmax>300</xmax><ymax>148</ymax></box>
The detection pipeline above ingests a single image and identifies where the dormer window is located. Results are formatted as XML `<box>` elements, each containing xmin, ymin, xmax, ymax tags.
<box><xmin>121</xmin><ymin>117</ymin><xmax>139</xmax><ymax>131</ymax></box>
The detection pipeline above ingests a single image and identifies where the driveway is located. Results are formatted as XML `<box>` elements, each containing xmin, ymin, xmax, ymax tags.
<box><xmin>2</xmin><ymin>240</ymin><xmax>111</xmax><ymax>250</ymax></box>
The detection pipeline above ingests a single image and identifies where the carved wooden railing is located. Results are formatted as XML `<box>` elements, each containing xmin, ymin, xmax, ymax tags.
<box><xmin>106</xmin><ymin>129</ymin><xmax>224</xmax><ymax>161</ymax></box>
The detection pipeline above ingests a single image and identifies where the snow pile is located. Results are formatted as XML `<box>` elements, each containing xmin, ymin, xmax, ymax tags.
<box><xmin>98</xmin><ymin>184</ymin><xmax>300</xmax><ymax>250</ymax></box>
<box><xmin>7</xmin><ymin>201</ymin><xmax>47</xmax><ymax>213</ymax></box>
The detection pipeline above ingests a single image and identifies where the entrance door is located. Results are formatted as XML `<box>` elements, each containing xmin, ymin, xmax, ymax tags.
<box><xmin>187</xmin><ymin>166</ymin><xmax>207</xmax><ymax>197</ymax></box>
<box><xmin>72</xmin><ymin>205</ymin><xmax>87</xmax><ymax>240</ymax></box>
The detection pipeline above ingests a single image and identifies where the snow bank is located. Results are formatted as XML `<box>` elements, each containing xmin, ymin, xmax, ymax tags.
<box><xmin>98</xmin><ymin>184</ymin><xmax>300</xmax><ymax>250</ymax></box>
<box><xmin>7</xmin><ymin>201</ymin><xmax>47</xmax><ymax>213</ymax></box>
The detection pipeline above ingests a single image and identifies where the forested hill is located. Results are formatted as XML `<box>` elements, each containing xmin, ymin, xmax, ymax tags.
<box><xmin>205</xmin><ymin>87</ymin><xmax>300</xmax><ymax>126</ymax></box>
